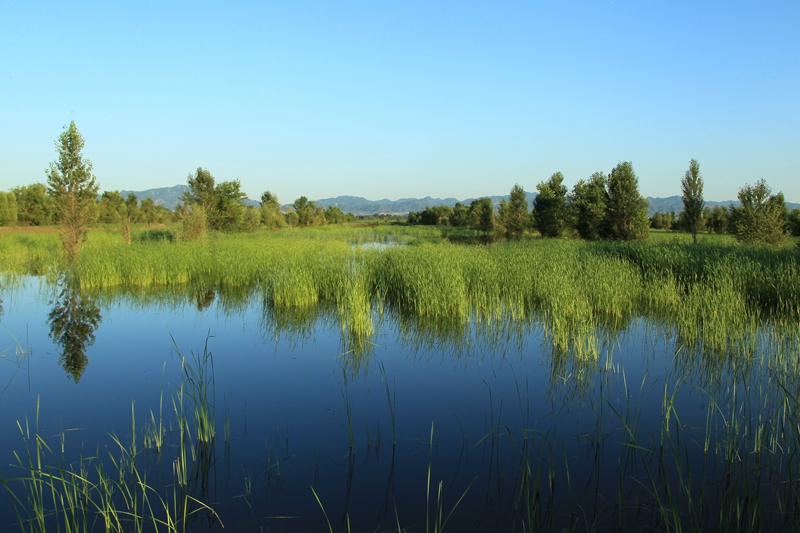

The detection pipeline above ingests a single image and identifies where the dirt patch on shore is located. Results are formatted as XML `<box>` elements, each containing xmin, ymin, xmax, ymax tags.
<box><xmin>0</xmin><ymin>226</ymin><xmax>59</xmax><ymax>234</ymax></box>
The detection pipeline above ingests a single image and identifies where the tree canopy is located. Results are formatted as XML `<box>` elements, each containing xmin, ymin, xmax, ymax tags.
<box><xmin>605</xmin><ymin>162</ymin><xmax>649</xmax><ymax>241</ymax></box>
<box><xmin>532</xmin><ymin>172</ymin><xmax>567</xmax><ymax>237</ymax></box>
<box><xmin>181</xmin><ymin>168</ymin><xmax>247</xmax><ymax>231</ymax></box>
<box><xmin>569</xmin><ymin>172</ymin><xmax>608</xmax><ymax>240</ymax></box>
<box><xmin>731</xmin><ymin>179</ymin><xmax>789</xmax><ymax>246</ymax></box>
<box><xmin>499</xmin><ymin>184</ymin><xmax>529</xmax><ymax>237</ymax></box>
<box><xmin>13</xmin><ymin>183</ymin><xmax>55</xmax><ymax>226</ymax></box>
<box><xmin>0</xmin><ymin>191</ymin><xmax>17</xmax><ymax>226</ymax></box>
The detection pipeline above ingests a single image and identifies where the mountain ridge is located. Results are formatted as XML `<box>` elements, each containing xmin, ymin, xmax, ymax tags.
<box><xmin>117</xmin><ymin>185</ymin><xmax>799</xmax><ymax>217</ymax></box>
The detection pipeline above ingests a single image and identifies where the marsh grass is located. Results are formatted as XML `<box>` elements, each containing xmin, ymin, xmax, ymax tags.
<box><xmin>1</xmin><ymin>325</ymin><xmax>31</xmax><ymax>400</ymax></box>
<box><xmin>1</xmin><ymin>396</ymin><xmax>221</xmax><ymax>533</ymax></box>
<box><xmin>4</xmin><ymin>226</ymin><xmax>798</xmax><ymax>362</ymax></box>
<box><xmin>0</xmin><ymin>335</ymin><xmax>226</xmax><ymax>533</ymax></box>
<box><xmin>485</xmin><ymin>353</ymin><xmax>800</xmax><ymax>532</ymax></box>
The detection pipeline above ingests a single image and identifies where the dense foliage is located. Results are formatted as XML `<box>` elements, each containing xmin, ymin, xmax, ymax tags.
<box><xmin>730</xmin><ymin>179</ymin><xmax>790</xmax><ymax>246</ymax></box>
<box><xmin>532</xmin><ymin>172</ymin><xmax>568</xmax><ymax>237</ymax></box>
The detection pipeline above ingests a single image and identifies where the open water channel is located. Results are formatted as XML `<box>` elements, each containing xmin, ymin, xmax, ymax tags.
<box><xmin>1</xmin><ymin>276</ymin><xmax>799</xmax><ymax>532</ymax></box>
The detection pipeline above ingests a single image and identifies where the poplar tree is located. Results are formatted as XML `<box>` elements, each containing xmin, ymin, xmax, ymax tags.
<box><xmin>681</xmin><ymin>159</ymin><xmax>704</xmax><ymax>243</ymax></box>
<box><xmin>46</xmin><ymin>122</ymin><xmax>99</xmax><ymax>262</ymax></box>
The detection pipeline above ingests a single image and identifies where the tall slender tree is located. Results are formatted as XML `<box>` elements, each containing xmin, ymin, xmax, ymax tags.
<box><xmin>680</xmin><ymin>159</ymin><xmax>704</xmax><ymax>243</ymax></box>
<box><xmin>46</xmin><ymin>122</ymin><xmax>99</xmax><ymax>262</ymax></box>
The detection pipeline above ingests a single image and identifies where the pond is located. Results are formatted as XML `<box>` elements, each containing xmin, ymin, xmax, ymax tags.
<box><xmin>1</xmin><ymin>276</ymin><xmax>799</xmax><ymax>532</ymax></box>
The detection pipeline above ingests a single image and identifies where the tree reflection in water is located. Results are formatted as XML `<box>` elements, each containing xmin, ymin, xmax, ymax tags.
<box><xmin>47</xmin><ymin>275</ymin><xmax>101</xmax><ymax>383</ymax></box>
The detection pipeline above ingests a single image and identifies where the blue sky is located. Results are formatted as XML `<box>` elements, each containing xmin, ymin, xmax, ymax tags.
<box><xmin>1</xmin><ymin>1</ymin><xmax>798</xmax><ymax>203</ymax></box>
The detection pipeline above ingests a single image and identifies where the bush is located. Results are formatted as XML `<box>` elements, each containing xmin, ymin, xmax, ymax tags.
<box><xmin>181</xmin><ymin>206</ymin><xmax>207</xmax><ymax>241</ymax></box>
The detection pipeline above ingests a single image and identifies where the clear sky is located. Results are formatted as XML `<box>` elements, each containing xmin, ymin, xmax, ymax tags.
<box><xmin>1</xmin><ymin>1</ymin><xmax>798</xmax><ymax>203</ymax></box>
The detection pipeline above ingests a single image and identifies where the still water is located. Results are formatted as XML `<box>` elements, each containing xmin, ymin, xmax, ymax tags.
<box><xmin>1</xmin><ymin>277</ymin><xmax>798</xmax><ymax>532</ymax></box>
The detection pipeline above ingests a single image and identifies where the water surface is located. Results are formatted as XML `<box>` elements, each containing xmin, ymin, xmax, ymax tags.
<box><xmin>1</xmin><ymin>278</ymin><xmax>798</xmax><ymax>532</ymax></box>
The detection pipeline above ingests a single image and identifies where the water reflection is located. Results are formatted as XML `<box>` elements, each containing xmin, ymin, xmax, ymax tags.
<box><xmin>194</xmin><ymin>287</ymin><xmax>216</xmax><ymax>311</ymax></box>
<box><xmin>64</xmin><ymin>279</ymin><xmax>800</xmax><ymax>395</ymax></box>
<box><xmin>47</xmin><ymin>274</ymin><xmax>102</xmax><ymax>382</ymax></box>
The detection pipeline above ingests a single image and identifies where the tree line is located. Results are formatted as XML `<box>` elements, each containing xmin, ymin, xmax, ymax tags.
<box><xmin>0</xmin><ymin>178</ymin><xmax>177</xmax><ymax>227</ymax></box>
<box><xmin>175</xmin><ymin>167</ymin><xmax>357</xmax><ymax>239</ymax></box>
<box><xmin>652</xmin><ymin>178</ymin><xmax>799</xmax><ymax>246</ymax></box>
<box><xmin>408</xmin><ymin>159</ymin><xmax>798</xmax><ymax>246</ymax></box>
<box><xmin>0</xmin><ymin>123</ymin><xmax>360</xmax><ymax>249</ymax></box>
<box><xmin>0</xmin><ymin>169</ymin><xmax>358</xmax><ymax>233</ymax></box>
<box><xmin>409</xmin><ymin>161</ymin><xmax>653</xmax><ymax>241</ymax></box>
<box><xmin>2</xmin><ymin>123</ymin><xmax>797</xmax><ymax>260</ymax></box>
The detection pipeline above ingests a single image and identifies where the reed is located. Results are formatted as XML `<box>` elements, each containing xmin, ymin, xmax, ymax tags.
<box><xmin>1</xmin><ymin>395</ymin><xmax>221</xmax><ymax>533</ymax></box>
<box><xmin>425</xmin><ymin>423</ymin><xmax>474</xmax><ymax>533</ymax></box>
<box><xmin>4</xmin><ymin>227</ymin><xmax>799</xmax><ymax>347</ymax></box>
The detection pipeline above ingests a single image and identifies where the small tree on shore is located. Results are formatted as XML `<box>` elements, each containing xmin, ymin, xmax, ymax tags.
<box><xmin>731</xmin><ymin>179</ymin><xmax>789</xmax><ymax>246</ymax></box>
<box><xmin>680</xmin><ymin>159</ymin><xmax>704</xmax><ymax>243</ymax></box>
<box><xmin>471</xmin><ymin>197</ymin><xmax>496</xmax><ymax>232</ymax></box>
<box><xmin>708</xmin><ymin>205</ymin><xmax>729</xmax><ymax>234</ymax></box>
<box><xmin>46</xmin><ymin>122</ymin><xmax>99</xmax><ymax>262</ymax></box>
<box><xmin>182</xmin><ymin>168</ymin><xmax>247</xmax><ymax>231</ymax></box>
<box><xmin>260</xmin><ymin>191</ymin><xmax>286</xmax><ymax>230</ymax></box>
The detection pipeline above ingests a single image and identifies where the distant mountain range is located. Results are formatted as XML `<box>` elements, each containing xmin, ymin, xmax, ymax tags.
<box><xmin>313</xmin><ymin>193</ymin><xmax>538</xmax><ymax>215</ymax></box>
<box><xmin>118</xmin><ymin>185</ymin><xmax>798</xmax><ymax>217</ymax></box>
<box><xmin>119</xmin><ymin>185</ymin><xmax>187</xmax><ymax>208</ymax></box>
